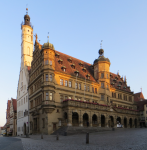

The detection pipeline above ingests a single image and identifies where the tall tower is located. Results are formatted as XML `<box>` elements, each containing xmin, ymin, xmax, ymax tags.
<box><xmin>93</xmin><ymin>46</ymin><xmax>111</xmax><ymax>102</ymax></box>
<box><xmin>21</xmin><ymin>8</ymin><xmax>33</xmax><ymax>68</ymax></box>
<box><xmin>17</xmin><ymin>8</ymin><xmax>34</xmax><ymax>136</ymax></box>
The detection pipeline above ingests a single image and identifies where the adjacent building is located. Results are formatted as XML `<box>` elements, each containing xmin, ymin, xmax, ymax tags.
<box><xmin>10</xmin><ymin>98</ymin><xmax>17</xmax><ymax>136</ymax></box>
<box><xmin>17</xmin><ymin>9</ymin><xmax>33</xmax><ymax>136</ymax></box>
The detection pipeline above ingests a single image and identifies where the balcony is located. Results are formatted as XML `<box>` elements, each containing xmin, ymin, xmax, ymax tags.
<box><xmin>63</xmin><ymin>99</ymin><xmax>139</xmax><ymax>115</ymax></box>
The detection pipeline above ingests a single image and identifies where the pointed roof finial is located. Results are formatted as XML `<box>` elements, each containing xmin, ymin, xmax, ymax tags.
<box><xmin>117</xmin><ymin>70</ymin><xmax>119</xmax><ymax>75</ymax></box>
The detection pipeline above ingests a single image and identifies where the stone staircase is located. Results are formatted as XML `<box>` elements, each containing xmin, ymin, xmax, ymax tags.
<box><xmin>51</xmin><ymin>126</ymin><xmax>112</xmax><ymax>136</ymax></box>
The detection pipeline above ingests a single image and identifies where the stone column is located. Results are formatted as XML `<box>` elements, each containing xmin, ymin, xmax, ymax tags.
<box><xmin>105</xmin><ymin>115</ymin><xmax>109</xmax><ymax>127</ymax></box>
<box><xmin>89</xmin><ymin>112</ymin><xmax>92</xmax><ymax>127</ymax></box>
<box><xmin>67</xmin><ymin>110</ymin><xmax>72</xmax><ymax>126</ymax></box>
<box><xmin>121</xmin><ymin>116</ymin><xmax>124</xmax><ymax>128</ymax></box>
<box><xmin>79</xmin><ymin>111</ymin><xmax>83</xmax><ymax>127</ymax></box>
<box><xmin>98</xmin><ymin>114</ymin><xmax>101</xmax><ymax>127</ymax></box>
<box><xmin>37</xmin><ymin>117</ymin><xmax>39</xmax><ymax>131</ymax></box>
<box><xmin>113</xmin><ymin>116</ymin><xmax>117</xmax><ymax>128</ymax></box>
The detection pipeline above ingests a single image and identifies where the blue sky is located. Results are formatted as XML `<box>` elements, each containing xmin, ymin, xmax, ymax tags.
<box><xmin>0</xmin><ymin>0</ymin><xmax>147</xmax><ymax>126</ymax></box>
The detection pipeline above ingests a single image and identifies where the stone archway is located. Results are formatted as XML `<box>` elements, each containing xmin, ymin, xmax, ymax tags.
<box><xmin>124</xmin><ymin>118</ymin><xmax>127</xmax><ymax>128</ymax></box>
<box><xmin>129</xmin><ymin>118</ymin><xmax>132</xmax><ymax>128</ymax></box>
<box><xmin>101</xmin><ymin>115</ymin><xmax>105</xmax><ymax>127</ymax></box>
<box><xmin>117</xmin><ymin>117</ymin><xmax>121</xmax><ymax>124</ymax></box>
<box><xmin>72</xmin><ymin>112</ymin><xmax>79</xmax><ymax>126</ymax></box>
<box><xmin>92</xmin><ymin>114</ymin><xmax>98</xmax><ymax>127</ymax></box>
<box><xmin>134</xmin><ymin>118</ymin><xmax>137</xmax><ymax>128</ymax></box>
<box><xmin>83</xmin><ymin>113</ymin><xmax>89</xmax><ymax>127</ymax></box>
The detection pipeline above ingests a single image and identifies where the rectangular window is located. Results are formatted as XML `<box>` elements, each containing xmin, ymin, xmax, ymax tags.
<box><xmin>101</xmin><ymin>73</ymin><xmax>104</xmax><ymax>78</ymax></box>
<box><xmin>60</xmin><ymin>95</ymin><xmax>63</xmax><ymax>102</ymax></box>
<box><xmin>146</xmin><ymin>105</ymin><xmax>147</xmax><ymax>107</ymax></box>
<box><xmin>146</xmin><ymin>117</ymin><xmax>147</xmax><ymax>120</ymax></box>
<box><xmin>24</xmin><ymin>97</ymin><xmax>25</xmax><ymax>104</ymax></box>
<box><xmin>45</xmin><ymin>60</ymin><xmax>48</xmax><ymax>65</ymax></box>
<box><xmin>65</xmin><ymin>96</ymin><xmax>68</xmax><ymax>100</ymax></box>
<box><xmin>65</xmin><ymin>80</ymin><xmax>68</xmax><ymax>86</ymax></box>
<box><xmin>69</xmin><ymin>81</ymin><xmax>72</xmax><ymax>87</ymax></box>
<box><xmin>107</xmin><ymin>74</ymin><xmax>108</xmax><ymax>79</ymax></box>
<box><xmin>79</xmin><ymin>83</ymin><xmax>81</xmax><ymax>90</ymax></box>
<box><xmin>95</xmin><ymin>88</ymin><xmax>97</xmax><ymax>93</ymax></box>
<box><xmin>92</xmin><ymin>87</ymin><xmax>94</xmax><ymax>93</ymax></box>
<box><xmin>75</xmin><ymin>83</ymin><xmax>78</xmax><ymax>89</ymax></box>
<box><xmin>50</xmin><ymin>74</ymin><xmax>52</xmax><ymax>81</ymax></box>
<box><xmin>26</xmin><ymin>96</ymin><xmax>27</xmax><ymax>102</ymax></box>
<box><xmin>75</xmin><ymin>97</ymin><xmax>77</xmax><ymax>100</ymax></box>
<box><xmin>46</xmin><ymin>74</ymin><xmax>48</xmax><ymax>81</ymax></box>
<box><xmin>46</xmin><ymin>92</ymin><xmax>48</xmax><ymax>100</ymax></box>
<box><xmin>68</xmin><ymin>96</ymin><xmax>72</xmax><ymax>99</ymax></box>
<box><xmin>101</xmin><ymin>95</ymin><xmax>104</xmax><ymax>100</ymax></box>
<box><xmin>49</xmin><ymin>93</ymin><xmax>53</xmax><ymax>100</ymax></box>
<box><xmin>101</xmin><ymin>82</ymin><xmax>104</xmax><ymax>88</ymax></box>
<box><xmin>84</xmin><ymin>85</ymin><xmax>86</xmax><ymax>91</ymax></box>
<box><xmin>60</xmin><ymin>79</ymin><xmax>63</xmax><ymax>85</ymax></box>
<box><xmin>87</xmin><ymin>86</ymin><xmax>89</xmax><ymax>92</ymax></box>
<box><xmin>146</xmin><ymin>111</ymin><xmax>147</xmax><ymax>114</ymax></box>
<box><xmin>50</xmin><ymin>60</ymin><xmax>52</xmax><ymax>65</ymax></box>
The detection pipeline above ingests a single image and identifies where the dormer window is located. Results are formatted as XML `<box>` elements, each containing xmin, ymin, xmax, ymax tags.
<box><xmin>79</xmin><ymin>62</ymin><xmax>83</xmax><ymax>67</ymax></box>
<box><xmin>82</xmin><ymin>67</ymin><xmax>86</xmax><ymax>72</ymax></box>
<box><xmin>68</xmin><ymin>58</ymin><xmax>72</xmax><ymax>63</ymax></box>
<box><xmin>74</xmin><ymin>70</ymin><xmax>79</xmax><ymax>76</ymax></box>
<box><xmin>61</xmin><ymin>66</ymin><xmax>66</xmax><ymax>72</ymax></box>
<box><xmin>58</xmin><ymin>59</ymin><xmax>63</xmax><ymax>64</ymax></box>
<box><xmin>119</xmin><ymin>81</ymin><xmax>122</xmax><ymax>84</ymax></box>
<box><xmin>55</xmin><ymin>53</ymin><xmax>60</xmax><ymax>58</ymax></box>
<box><xmin>115</xmin><ymin>76</ymin><xmax>118</xmax><ymax>79</ymax></box>
<box><xmin>71</xmin><ymin>64</ymin><xmax>75</xmax><ymax>69</ymax></box>
<box><xmin>86</xmin><ymin>74</ymin><xmax>90</xmax><ymax>80</ymax></box>
<box><xmin>113</xmin><ymin>79</ymin><xmax>116</xmax><ymax>82</ymax></box>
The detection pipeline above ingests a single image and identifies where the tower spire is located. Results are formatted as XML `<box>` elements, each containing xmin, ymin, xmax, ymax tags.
<box><xmin>47</xmin><ymin>32</ymin><xmax>49</xmax><ymax>43</ymax></box>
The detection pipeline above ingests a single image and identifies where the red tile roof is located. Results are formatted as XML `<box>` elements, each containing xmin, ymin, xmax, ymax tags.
<box><xmin>55</xmin><ymin>50</ymin><xmax>96</xmax><ymax>82</ymax></box>
<box><xmin>54</xmin><ymin>51</ymin><xmax>132</xmax><ymax>93</ymax></box>
<box><xmin>110</xmin><ymin>73</ymin><xmax>131</xmax><ymax>92</ymax></box>
<box><xmin>134</xmin><ymin>92</ymin><xmax>144</xmax><ymax>102</ymax></box>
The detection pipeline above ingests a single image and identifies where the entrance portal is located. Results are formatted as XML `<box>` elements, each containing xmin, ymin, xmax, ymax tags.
<box><xmin>72</xmin><ymin>112</ymin><xmax>79</xmax><ymax>126</ymax></box>
<box><xmin>24</xmin><ymin>123</ymin><xmax>26</xmax><ymax>135</ymax></box>
<box><xmin>109</xmin><ymin>116</ymin><xmax>114</xmax><ymax>127</ymax></box>
<box><xmin>129</xmin><ymin>118</ymin><xmax>132</xmax><ymax>128</ymax></box>
<box><xmin>124</xmin><ymin>118</ymin><xmax>127</xmax><ymax>128</ymax></box>
<box><xmin>83</xmin><ymin>113</ymin><xmax>89</xmax><ymax>127</ymax></box>
<box><xmin>92</xmin><ymin>114</ymin><xmax>97</xmax><ymax>127</ymax></box>
<box><xmin>101</xmin><ymin>115</ymin><xmax>105</xmax><ymax>127</ymax></box>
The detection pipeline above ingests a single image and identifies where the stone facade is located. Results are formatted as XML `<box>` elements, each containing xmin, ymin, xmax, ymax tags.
<box><xmin>28</xmin><ymin>37</ymin><xmax>139</xmax><ymax>135</ymax></box>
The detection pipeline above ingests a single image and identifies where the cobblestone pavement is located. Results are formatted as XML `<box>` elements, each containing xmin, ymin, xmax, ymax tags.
<box><xmin>0</xmin><ymin>136</ymin><xmax>23</xmax><ymax>150</ymax></box>
<box><xmin>19</xmin><ymin>128</ymin><xmax>147</xmax><ymax>150</ymax></box>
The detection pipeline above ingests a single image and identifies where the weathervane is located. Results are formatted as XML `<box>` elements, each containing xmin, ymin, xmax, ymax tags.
<box><xmin>26</xmin><ymin>4</ymin><xmax>28</xmax><ymax>14</ymax></box>
<box><xmin>47</xmin><ymin>32</ymin><xmax>49</xmax><ymax>43</ymax></box>
<box><xmin>100</xmin><ymin>40</ymin><xmax>103</xmax><ymax>49</ymax></box>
